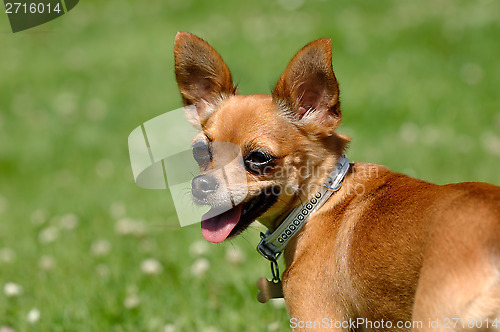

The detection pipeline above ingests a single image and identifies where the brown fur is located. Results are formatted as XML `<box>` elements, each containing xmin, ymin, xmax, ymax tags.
<box><xmin>174</xmin><ymin>32</ymin><xmax>500</xmax><ymax>331</ymax></box>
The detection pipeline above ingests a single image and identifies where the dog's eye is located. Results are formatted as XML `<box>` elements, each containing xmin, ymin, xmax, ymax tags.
<box><xmin>244</xmin><ymin>150</ymin><xmax>275</xmax><ymax>174</ymax></box>
<box><xmin>192</xmin><ymin>141</ymin><xmax>210</xmax><ymax>167</ymax></box>
<box><xmin>247</xmin><ymin>151</ymin><xmax>271</xmax><ymax>164</ymax></box>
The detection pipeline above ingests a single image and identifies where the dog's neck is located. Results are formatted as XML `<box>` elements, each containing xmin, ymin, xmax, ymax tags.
<box><xmin>257</xmin><ymin>155</ymin><xmax>350</xmax><ymax>261</ymax></box>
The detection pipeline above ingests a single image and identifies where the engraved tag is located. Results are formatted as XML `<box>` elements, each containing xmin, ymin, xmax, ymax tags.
<box><xmin>256</xmin><ymin>278</ymin><xmax>284</xmax><ymax>303</ymax></box>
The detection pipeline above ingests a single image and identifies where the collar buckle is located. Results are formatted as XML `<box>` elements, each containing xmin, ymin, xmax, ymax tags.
<box><xmin>324</xmin><ymin>179</ymin><xmax>343</xmax><ymax>191</ymax></box>
<box><xmin>257</xmin><ymin>232</ymin><xmax>281</xmax><ymax>261</ymax></box>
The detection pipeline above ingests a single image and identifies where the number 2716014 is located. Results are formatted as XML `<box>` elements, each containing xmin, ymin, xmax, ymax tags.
<box><xmin>443</xmin><ymin>318</ymin><xmax>498</xmax><ymax>329</ymax></box>
<box><xmin>5</xmin><ymin>2</ymin><xmax>62</xmax><ymax>14</ymax></box>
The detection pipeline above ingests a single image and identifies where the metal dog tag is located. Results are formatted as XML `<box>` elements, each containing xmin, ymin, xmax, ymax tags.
<box><xmin>257</xmin><ymin>278</ymin><xmax>284</xmax><ymax>303</ymax></box>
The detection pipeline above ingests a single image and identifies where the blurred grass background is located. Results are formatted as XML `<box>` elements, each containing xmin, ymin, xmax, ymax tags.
<box><xmin>0</xmin><ymin>0</ymin><xmax>499</xmax><ymax>331</ymax></box>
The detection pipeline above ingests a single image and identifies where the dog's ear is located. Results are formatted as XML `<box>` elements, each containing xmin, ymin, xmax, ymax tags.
<box><xmin>174</xmin><ymin>32</ymin><xmax>236</xmax><ymax>124</ymax></box>
<box><xmin>273</xmin><ymin>38</ymin><xmax>341</xmax><ymax>135</ymax></box>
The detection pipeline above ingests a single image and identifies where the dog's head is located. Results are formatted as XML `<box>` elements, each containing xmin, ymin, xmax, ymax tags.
<box><xmin>174</xmin><ymin>32</ymin><xmax>348</xmax><ymax>243</ymax></box>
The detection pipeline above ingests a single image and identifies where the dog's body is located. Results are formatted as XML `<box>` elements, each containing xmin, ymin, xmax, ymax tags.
<box><xmin>174</xmin><ymin>32</ymin><xmax>500</xmax><ymax>330</ymax></box>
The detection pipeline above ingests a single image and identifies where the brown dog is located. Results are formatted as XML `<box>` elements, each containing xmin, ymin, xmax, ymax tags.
<box><xmin>174</xmin><ymin>31</ymin><xmax>500</xmax><ymax>331</ymax></box>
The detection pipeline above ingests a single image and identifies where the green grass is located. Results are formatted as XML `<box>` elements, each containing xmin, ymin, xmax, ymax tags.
<box><xmin>1</xmin><ymin>0</ymin><xmax>499</xmax><ymax>330</ymax></box>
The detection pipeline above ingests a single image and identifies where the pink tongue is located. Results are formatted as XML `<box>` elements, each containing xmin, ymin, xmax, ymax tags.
<box><xmin>201</xmin><ymin>205</ymin><xmax>242</xmax><ymax>243</ymax></box>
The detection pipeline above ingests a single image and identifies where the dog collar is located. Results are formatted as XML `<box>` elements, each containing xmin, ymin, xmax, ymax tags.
<box><xmin>257</xmin><ymin>155</ymin><xmax>350</xmax><ymax>261</ymax></box>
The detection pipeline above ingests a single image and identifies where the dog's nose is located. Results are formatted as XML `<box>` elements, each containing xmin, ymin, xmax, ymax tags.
<box><xmin>191</xmin><ymin>175</ymin><xmax>218</xmax><ymax>200</ymax></box>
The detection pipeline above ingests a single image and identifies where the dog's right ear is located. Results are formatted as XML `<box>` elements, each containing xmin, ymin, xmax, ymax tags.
<box><xmin>174</xmin><ymin>32</ymin><xmax>236</xmax><ymax>125</ymax></box>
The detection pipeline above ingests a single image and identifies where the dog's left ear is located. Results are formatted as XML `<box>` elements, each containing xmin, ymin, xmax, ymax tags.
<box><xmin>273</xmin><ymin>38</ymin><xmax>341</xmax><ymax>135</ymax></box>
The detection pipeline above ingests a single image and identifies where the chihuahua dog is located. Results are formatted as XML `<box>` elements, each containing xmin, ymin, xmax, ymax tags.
<box><xmin>174</xmin><ymin>32</ymin><xmax>500</xmax><ymax>330</ymax></box>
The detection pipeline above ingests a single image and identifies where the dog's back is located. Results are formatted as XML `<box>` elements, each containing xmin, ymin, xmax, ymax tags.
<box><xmin>284</xmin><ymin>162</ymin><xmax>500</xmax><ymax>329</ymax></box>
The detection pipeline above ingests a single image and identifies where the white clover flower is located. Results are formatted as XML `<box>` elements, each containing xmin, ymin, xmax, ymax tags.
<box><xmin>0</xmin><ymin>248</ymin><xmax>15</xmax><ymax>263</ymax></box>
<box><xmin>27</xmin><ymin>308</ymin><xmax>41</xmax><ymax>324</ymax></box>
<box><xmin>54</xmin><ymin>91</ymin><xmax>77</xmax><ymax>115</ymax></box>
<box><xmin>482</xmin><ymin>132</ymin><xmax>500</xmax><ymax>156</ymax></box>
<box><xmin>109</xmin><ymin>201</ymin><xmax>126</xmax><ymax>219</ymax></box>
<box><xmin>95</xmin><ymin>264</ymin><xmax>110</xmax><ymax>278</ymax></box>
<box><xmin>115</xmin><ymin>218</ymin><xmax>146</xmax><ymax>236</ymax></box>
<box><xmin>59</xmin><ymin>213</ymin><xmax>79</xmax><ymax>230</ymax></box>
<box><xmin>123</xmin><ymin>294</ymin><xmax>140</xmax><ymax>309</ymax></box>
<box><xmin>90</xmin><ymin>239</ymin><xmax>112</xmax><ymax>256</ymax></box>
<box><xmin>30</xmin><ymin>209</ymin><xmax>48</xmax><ymax>225</ymax></box>
<box><xmin>267</xmin><ymin>321</ymin><xmax>281</xmax><ymax>331</ymax></box>
<box><xmin>399</xmin><ymin>122</ymin><xmax>419</xmax><ymax>144</ymax></box>
<box><xmin>114</xmin><ymin>218</ymin><xmax>133</xmax><ymax>234</ymax></box>
<box><xmin>225</xmin><ymin>246</ymin><xmax>246</xmax><ymax>264</ymax></box>
<box><xmin>270</xmin><ymin>298</ymin><xmax>286</xmax><ymax>309</ymax></box>
<box><xmin>0</xmin><ymin>326</ymin><xmax>15</xmax><ymax>332</ymax></box>
<box><xmin>38</xmin><ymin>255</ymin><xmax>56</xmax><ymax>271</ymax></box>
<box><xmin>140</xmin><ymin>258</ymin><xmax>163</xmax><ymax>275</ymax></box>
<box><xmin>189</xmin><ymin>240</ymin><xmax>209</xmax><ymax>257</ymax></box>
<box><xmin>95</xmin><ymin>159</ymin><xmax>114</xmax><ymax>178</ymax></box>
<box><xmin>202</xmin><ymin>327</ymin><xmax>218</xmax><ymax>332</ymax></box>
<box><xmin>38</xmin><ymin>226</ymin><xmax>59</xmax><ymax>244</ymax></box>
<box><xmin>164</xmin><ymin>324</ymin><xmax>176</xmax><ymax>332</ymax></box>
<box><xmin>4</xmin><ymin>282</ymin><xmax>23</xmax><ymax>297</ymax></box>
<box><xmin>461</xmin><ymin>62</ymin><xmax>483</xmax><ymax>86</ymax></box>
<box><xmin>139</xmin><ymin>239</ymin><xmax>156</xmax><ymax>253</ymax></box>
<box><xmin>191</xmin><ymin>258</ymin><xmax>210</xmax><ymax>277</ymax></box>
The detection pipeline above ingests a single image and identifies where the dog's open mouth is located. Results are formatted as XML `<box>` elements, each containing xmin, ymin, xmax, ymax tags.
<box><xmin>200</xmin><ymin>187</ymin><xmax>280</xmax><ymax>243</ymax></box>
